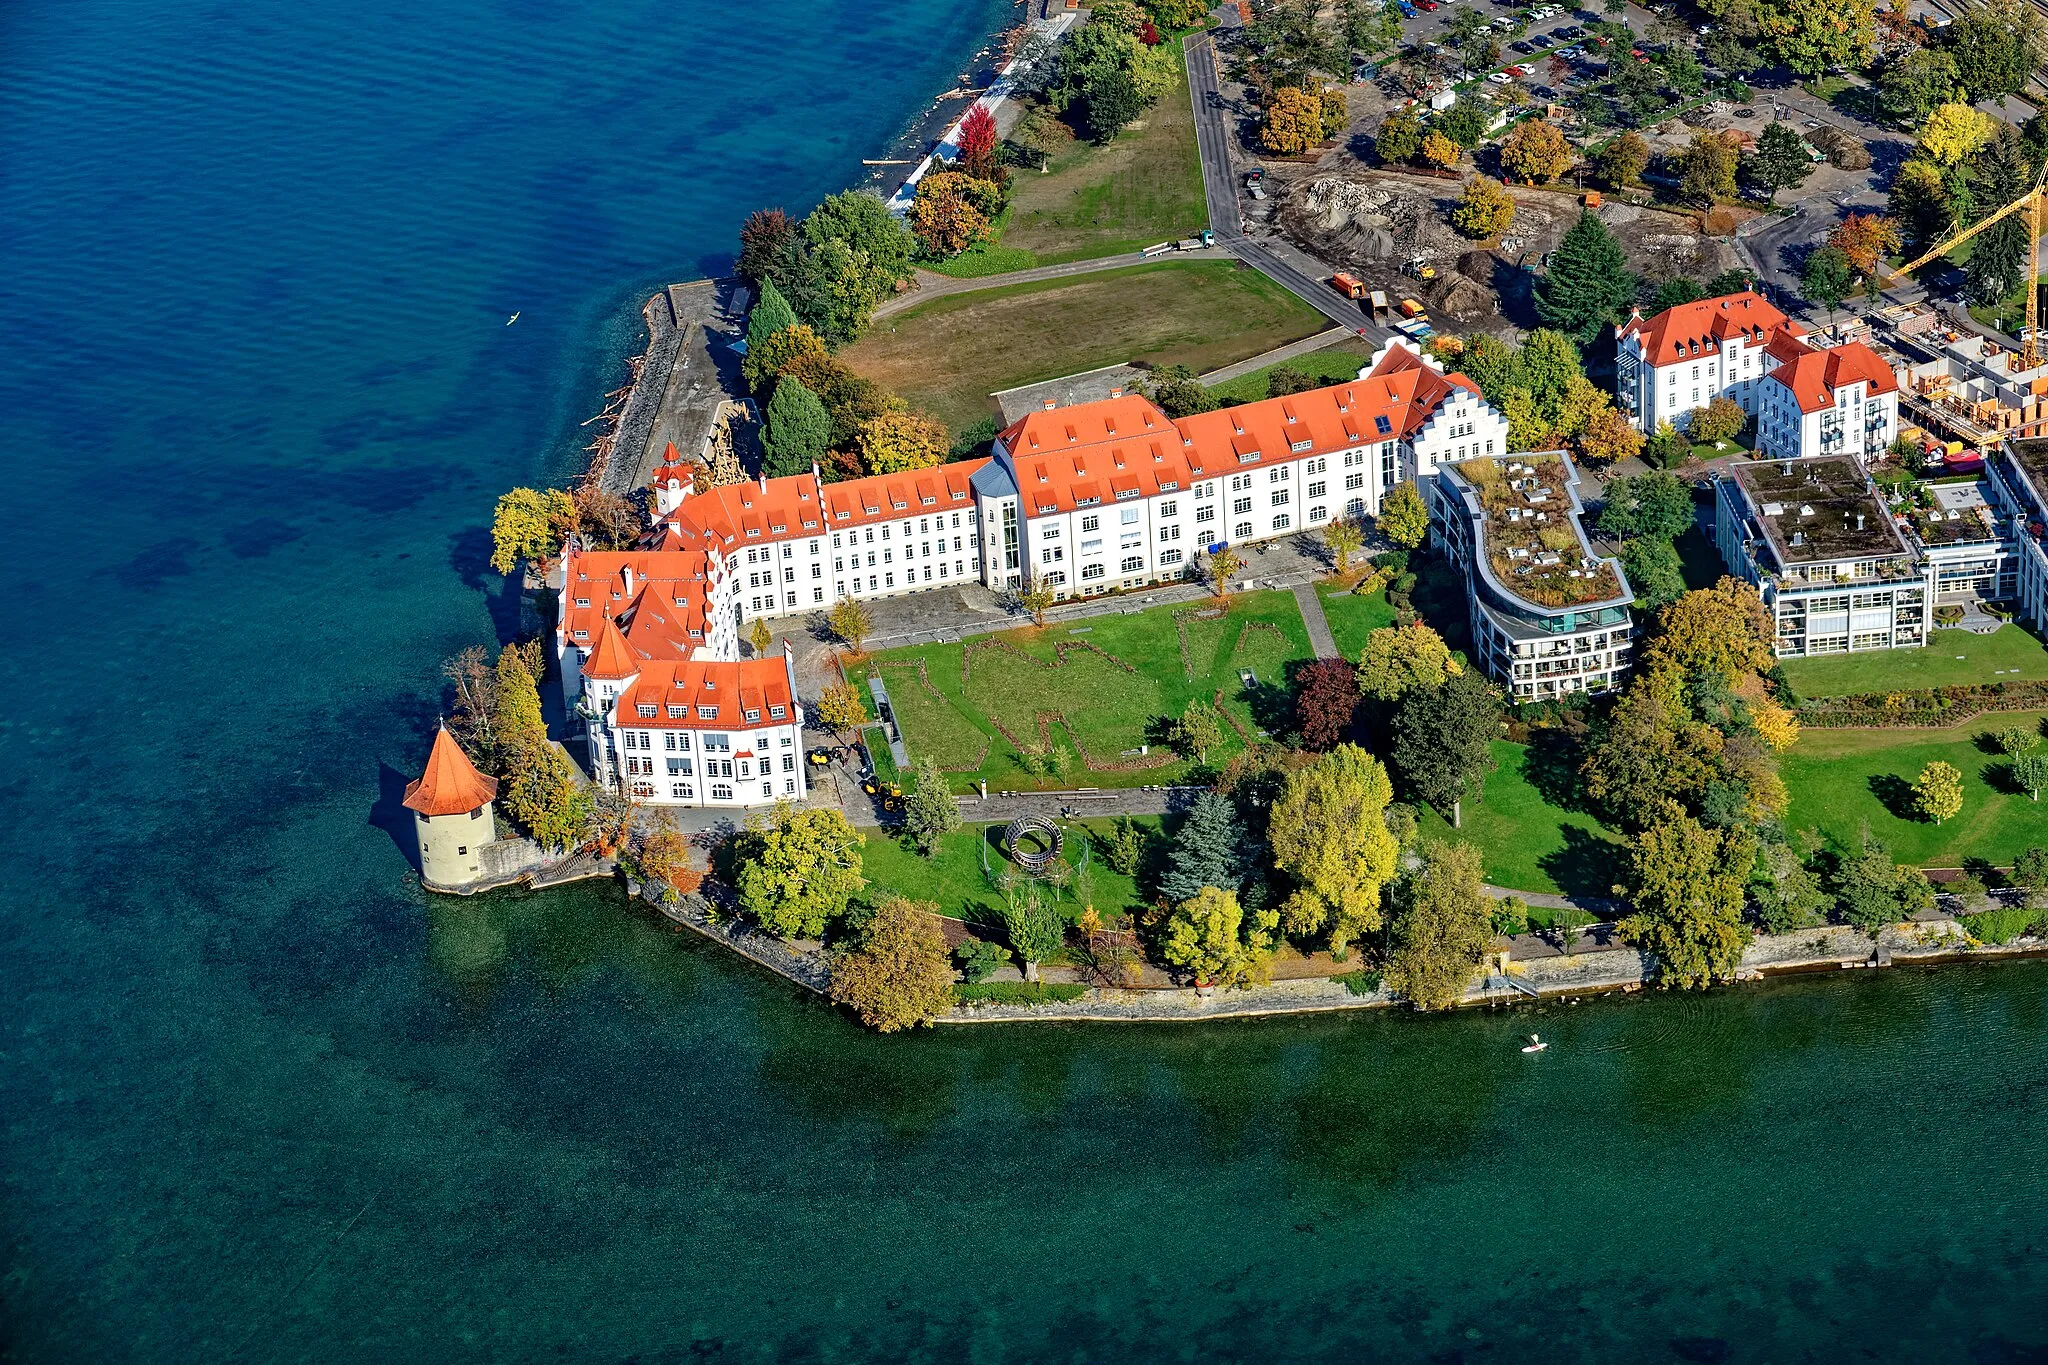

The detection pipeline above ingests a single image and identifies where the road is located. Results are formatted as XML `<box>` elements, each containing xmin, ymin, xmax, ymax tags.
<box><xmin>1184</xmin><ymin>32</ymin><xmax>1401</xmax><ymax>343</ymax></box>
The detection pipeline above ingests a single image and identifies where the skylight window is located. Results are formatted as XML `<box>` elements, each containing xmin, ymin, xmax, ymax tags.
<box><xmin>1374</xmin><ymin>415</ymin><xmax>1393</xmax><ymax>435</ymax></box>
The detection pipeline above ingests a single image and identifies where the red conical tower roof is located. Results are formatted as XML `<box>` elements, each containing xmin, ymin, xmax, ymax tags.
<box><xmin>583</xmin><ymin>615</ymin><xmax>640</xmax><ymax>679</ymax></box>
<box><xmin>404</xmin><ymin>725</ymin><xmax>498</xmax><ymax>817</ymax></box>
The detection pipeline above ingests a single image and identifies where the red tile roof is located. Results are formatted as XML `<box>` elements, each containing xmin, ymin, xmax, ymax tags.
<box><xmin>612</xmin><ymin>657</ymin><xmax>796</xmax><ymax>729</ymax></box>
<box><xmin>404</xmin><ymin>726</ymin><xmax>498</xmax><ymax>817</ymax></box>
<box><xmin>1618</xmin><ymin>290</ymin><xmax>1795</xmax><ymax>366</ymax></box>
<box><xmin>821</xmin><ymin>459</ymin><xmax>988</xmax><ymax>529</ymax></box>
<box><xmin>995</xmin><ymin>343</ymin><xmax>1480</xmax><ymax>518</ymax></box>
<box><xmin>560</xmin><ymin>549</ymin><xmax>718</xmax><ymax>666</ymax></box>
<box><xmin>1764</xmin><ymin>337</ymin><xmax>1899</xmax><ymax>414</ymax></box>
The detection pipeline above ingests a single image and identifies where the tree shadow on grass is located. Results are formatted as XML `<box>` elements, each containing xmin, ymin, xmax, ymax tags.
<box><xmin>1536</xmin><ymin>823</ymin><xmax>1626</xmax><ymax>902</ymax></box>
<box><xmin>1868</xmin><ymin>772</ymin><xmax>1918</xmax><ymax>821</ymax></box>
<box><xmin>1519</xmin><ymin>727</ymin><xmax>1590</xmax><ymax>811</ymax></box>
<box><xmin>1240</xmin><ymin>679</ymin><xmax>1294</xmax><ymax>738</ymax></box>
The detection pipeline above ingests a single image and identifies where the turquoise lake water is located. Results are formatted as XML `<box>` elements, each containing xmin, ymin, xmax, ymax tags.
<box><xmin>3</xmin><ymin>0</ymin><xmax>2047</xmax><ymax>1359</ymax></box>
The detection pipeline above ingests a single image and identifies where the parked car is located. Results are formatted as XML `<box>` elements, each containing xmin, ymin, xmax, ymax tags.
<box><xmin>1418</xmin><ymin>2</ymin><xmax>1440</xmax><ymax>11</ymax></box>
<box><xmin>1511</xmin><ymin>39</ymin><xmax>1533</xmax><ymax>51</ymax></box>
<box><xmin>1488</xmin><ymin>70</ymin><xmax>1513</xmax><ymax>83</ymax></box>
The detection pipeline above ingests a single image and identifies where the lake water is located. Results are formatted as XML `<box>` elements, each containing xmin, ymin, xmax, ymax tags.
<box><xmin>3</xmin><ymin>1</ymin><xmax>2046</xmax><ymax>1359</ymax></box>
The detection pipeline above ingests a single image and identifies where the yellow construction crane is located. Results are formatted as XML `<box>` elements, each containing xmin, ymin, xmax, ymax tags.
<box><xmin>1888</xmin><ymin>162</ymin><xmax>2048</xmax><ymax>369</ymax></box>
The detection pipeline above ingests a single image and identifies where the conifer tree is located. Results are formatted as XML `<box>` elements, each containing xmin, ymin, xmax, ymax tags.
<box><xmin>761</xmin><ymin>377</ymin><xmax>831</xmax><ymax>478</ymax></box>
<box><xmin>1535</xmin><ymin>211</ymin><xmax>1637</xmax><ymax>345</ymax></box>
<box><xmin>745</xmin><ymin>278</ymin><xmax>798</xmax><ymax>354</ymax></box>
<box><xmin>1157</xmin><ymin>791</ymin><xmax>1248</xmax><ymax>904</ymax></box>
<box><xmin>903</xmin><ymin>755</ymin><xmax>961</xmax><ymax>856</ymax></box>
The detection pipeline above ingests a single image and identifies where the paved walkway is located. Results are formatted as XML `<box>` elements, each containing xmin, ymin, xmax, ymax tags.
<box><xmin>873</xmin><ymin>248</ymin><xmax>1233</xmax><ymax>320</ymax></box>
<box><xmin>1290</xmin><ymin>581</ymin><xmax>1338</xmax><ymax>660</ymax></box>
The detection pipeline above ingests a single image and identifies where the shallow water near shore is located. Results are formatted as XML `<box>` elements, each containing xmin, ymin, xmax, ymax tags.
<box><xmin>4</xmin><ymin>0</ymin><xmax>2048</xmax><ymax>1360</ymax></box>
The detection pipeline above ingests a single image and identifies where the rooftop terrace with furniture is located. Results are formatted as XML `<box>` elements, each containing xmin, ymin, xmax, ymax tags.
<box><xmin>1454</xmin><ymin>453</ymin><xmax>1625</xmax><ymax>609</ymax></box>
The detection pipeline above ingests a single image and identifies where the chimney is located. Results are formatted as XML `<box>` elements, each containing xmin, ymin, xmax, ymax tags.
<box><xmin>622</xmin><ymin>566</ymin><xmax>635</xmax><ymax>596</ymax></box>
<box><xmin>758</xmin><ymin>471</ymin><xmax>768</xmax><ymax>493</ymax></box>
<box><xmin>1109</xmin><ymin>386</ymin><xmax>1123</xmax><ymax>398</ymax></box>
<box><xmin>1857</xmin><ymin>513</ymin><xmax>1866</xmax><ymax>530</ymax></box>
<box><xmin>1043</xmin><ymin>398</ymin><xmax>1056</xmax><ymax>410</ymax></box>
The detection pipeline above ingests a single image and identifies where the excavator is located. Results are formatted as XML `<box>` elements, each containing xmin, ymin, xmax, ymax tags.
<box><xmin>1885</xmin><ymin>162</ymin><xmax>2048</xmax><ymax>370</ymax></box>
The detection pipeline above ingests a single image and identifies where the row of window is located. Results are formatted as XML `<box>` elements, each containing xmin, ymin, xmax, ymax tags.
<box><xmin>629</xmin><ymin>778</ymin><xmax>800</xmax><ymax>802</ymax></box>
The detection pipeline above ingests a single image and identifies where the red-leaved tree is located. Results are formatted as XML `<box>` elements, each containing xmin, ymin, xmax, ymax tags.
<box><xmin>957</xmin><ymin>104</ymin><xmax>1001</xmax><ymax>183</ymax></box>
<box><xmin>1295</xmin><ymin>658</ymin><xmax>1362</xmax><ymax>752</ymax></box>
<box><xmin>738</xmin><ymin>208</ymin><xmax>791</xmax><ymax>284</ymax></box>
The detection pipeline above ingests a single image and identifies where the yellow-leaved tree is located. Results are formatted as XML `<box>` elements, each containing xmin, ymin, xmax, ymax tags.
<box><xmin>1500</xmin><ymin>119</ymin><xmax>1573</xmax><ymax>184</ymax></box>
<box><xmin>1452</xmin><ymin>175</ymin><xmax>1517</xmax><ymax>239</ymax></box>
<box><xmin>857</xmin><ymin>408</ymin><xmax>948</xmax><ymax>475</ymax></box>
<box><xmin>1269</xmin><ymin>744</ymin><xmax>1400</xmax><ymax>953</ymax></box>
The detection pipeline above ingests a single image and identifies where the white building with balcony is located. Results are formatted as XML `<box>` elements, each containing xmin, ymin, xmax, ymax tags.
<box><xmin>1427</xmin><ymin>450</ymin><xmax>1634</xmax><ymax>700</ymax></box>
<box><xmin>1755</xmin><ymin>334</ymin><xmax>1900</xmax><ymax>463</ymax></box>
<box><xmin>1615</xmin><ymin>289</ymin><xmax>1791</xmax><ymax>433</ymax></box>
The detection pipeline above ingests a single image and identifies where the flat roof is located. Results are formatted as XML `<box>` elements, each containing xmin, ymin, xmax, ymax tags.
<box><xmin>1451</xmin><ymin>453</ymin><xmax>1627</xmax><ymax>610</ymax></box>
<box><xmin>1728</xmin><ymin>456</ymin><xmax>1907</xmax><ymax>565</ymax></box>
<box><xmin>2006</xmin><ymin>436</ymin><xmax>2048</xmax><ymax>517</ymax></box>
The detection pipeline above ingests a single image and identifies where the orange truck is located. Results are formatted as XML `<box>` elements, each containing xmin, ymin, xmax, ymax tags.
<box><xmin>1329</xmin><ymin>272</ymin><xmax>1367</xmax><ymax>300</ymax></box>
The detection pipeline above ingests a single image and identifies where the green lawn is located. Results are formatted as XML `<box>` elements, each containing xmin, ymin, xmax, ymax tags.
<box><xmin>1205</xmin><ymin>338</ymin><xmax>1379</xmax><ymax>403</ymax></box>
<box><xmin>866</xmin><ymin>589</ymin><xmax>1313</xmax><ymax>790</ymax></box>
<box><xmin>1319</xmin><ymin>583</ymin><xmax>1396</xmax><ymax>661</ymax></box>
<box><xmin>984</xmin><ymin>45</ymin><xmax>1206</xmax><ymax>267</ymax></box>
<box><xmin>1415</xmin><ymin>739</ymin><xmax>1624</xmax><ymax>898</ymax></box>
<box><xmin>859</xmin><ymin>817</ymin><xmax>1158</xmax><ymax>922</ymax></box>
<box><xmin>842</xmin><ymin>260</ymin><xmax>1331</xmax><ymax>432</ymax></box>
<box><xmin>1782</xmin><ymin>711</ymin><xmax>2048</xmax><ymax>867</ymax></box>
<box><xmin>1780</xmin><ymin>626</ymin><xmax>2048</xmax><ymax>698</ymax></box>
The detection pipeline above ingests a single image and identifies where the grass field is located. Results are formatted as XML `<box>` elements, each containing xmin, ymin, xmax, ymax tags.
<box><xmin>1205</xmin><ymin>338</ymin><xmax>1379</xmax><ymax>403</ymax></box>
<box><xmin>866</xmin><ymin>589</ymin><xmax>1313</xmax><ymax>789</ymax></box>
<box><xmin>1319</xmin><ymin>583</ymin><xmax>1396</xmax><ymax>661</ymax></box>
<box><xmin>843</xmin><ymin>260</ymin><xmax>1329</xmax><ymax>432</ymax></box>
<box><xmin>1780</xmin><ymin>626</ymin><xmax>2048</xmax><ymax>698</ymax></box>
<box><xmin>1782</xmin><ymin>710</ymin><xmax>2048</xmax><ymax>867</ymax></box>
<box><xmin>860</xmin><ymin>817</ymin><xmax>1158</xmax><ymax>922</ymax></box>
<box><xmin>1414</xmin><ymin>739</ymin><xmax>1623</xmax><ymax>897</ymax></box>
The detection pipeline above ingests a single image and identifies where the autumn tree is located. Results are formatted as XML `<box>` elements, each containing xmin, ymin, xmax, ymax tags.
<box><xmin>1391</xmin><ymin>668</ymin><xmax>1501</xmax><ymax>819</ymax></box>
<box><xmin>1418</xmin><ymin>130</ymin><xmax>1461</xmax><ymax>170</ymax></box>
<box><xmin>1385</xmin><ymin>838</ymin><xmax>1493</xmax><ymax>1009</ymax></box>
<box><xmin>1618</xmin><ymin>809</ymin><xmax>1754</xmax><ymax>988</ymax></box>
<box><xmin>1678</xmin><ymin>133</ymin><xmax>1739</xmax><ymax>206</ymax></box>
<box><xmin>1595</xmin><ymin>131</ymin><xmax>1650</xmax><ymax>189</ymax></box>
<box><xmin>828</xmin><ymin>896</ymin><xmax>956</xmax><ymax>1032</ymax></box>
<box><xmin>1268</xmin><ymin>744</ymin><xmax>1401</xmax><ymax>952</ymax></box>
<box><xmin>1294</xmin><ymin>658</ymin><xmax>1361</xmax><ymax>750</ymax></box>
<box><xmin>761</xmin><ymin>377</ymin><xmax>832</xmax><ymax>477</ymax></box>
<box><xmin>1017</xmin><ymin>574</ymin><xmax>1057</xmax><ymax>625</ymax></box>
<box><xmin>856</xmin><ymin>408</ymin><xmax>948</xmax><ymax>474</ymax></box>
<box><xmin>1169</xmin><ymin>700</ymin><xmax>1227</xmax><ymax>765</ymax></box>
<box><xmin>1357</xmin><ymin>621</ymin><xmax>1454</xmax><ymax>702</ymax></box>
<box><xmin>1645</xmin><ymin>578</ymin><xmax>1775</xmax><ymax>683</ymax></box>
<box><xmin>815</xmin><ymin>680</ymin><xmax>868</xmax><ymax>742</ymax></box>
<box><xmin>503</xmin><ymin>742</ymin><xmax>595</xmax><ymax>852</ymax></box>
<box><xmin>909</xmin><ymin>171</ymin><xmax>992</xmax><ymax>257</ymax></box>
<box><xmin>1500</xmin><ymin>119</ymin><xmax>1573</xmax><ymax>184</ymax></box>
<box><xmin>1160</xmin><ymin>886</ymin><xmax>1277</xmax><ymax>989</ymax></box>
<box><xmin>737</xmin><ymin>207</ymin><xmax>793</xmax><ymax>285</ymax></box>
<box><xmin>733</xmin><ymin>804</ymin><xmax>866</xmax><ymax>939</ymax></box>
<box><xmin>1322</xmin><ymin>516</ymin><xmax>1364</xmax><ymax>573</ymax></box>
<box><xmin>1576</xmin><ymin>406</ymin><xmax>1645</xmax><ymax>466</ymax></box>
<box><xmin>1207</xmin><ymin>546</ymin><xmax>1244</xmax><ymax>596</ymax></box>
<box><xmin>1830</xmin><ymin>213</ymin><xmax>1902</xmax><ymax>278</ymax></box>
<box><xmin>1376</xmin><ymin>109</ymin><xmax>1424</xmax><ymax>164</ymax></box>
<box><xmin>490</xmin><ymin>487</ymin><xmax>576</xmax><ymax>574</ymax></box>
<box><xmin>828</xmin><ymin>596</ymin><xmax>873</xmax><ymax>653</ymax></box>
<box><xmin>1753</xmin><ymin>0</ymin><xmax>1876</xmax><ymax>75</ymax></box>
<box><xmin>903</xmin><ymin>755</ymin><xmax>962</xmax><ymax>855</ymax></box>
<box><xmin>956</xmin><ymin>102</ymin><xmax>1002</xmax><ymax>182</ymax></box>
<box><xmin>1452</xmin><ymin>175</ymin><xmax>1517</xmax><ymax>239</ymax></box>
<box><xmin>493</xmin><ymin>643</ymin><xmax>548</xmax><ymax>759</ymax></box>
<box><xmin>1690</xmin><ymin>394</ymin><xmax>1747</xmax><ymax>444</ymax></box>
<box><xmin>635</xmin><ymin>812</ymin><xmax>705</xmax><ymax>902</ymax></box>
<box><xmin>1376</xmin><ymin>480</ymin><xmax>1429</xmax><ymax>548</ymax></box>
<box><xmin>742</xmin><ymin>320</ymin><xmax>830</xmax><ymax>394</ymax></box>
<box><xmin>745</xmin><ymin>618</ymin><xmax>774</xmax><ymax>656</ymax></box>
<box><xmin>1912</xmin><ymin>760</ymin><xmax>1964</xmax><ymax>824</ymax></box>
<box><xmin>1263</xmin><ymin>85</ymin><xmax>1324</xmax><ymax>154</ymax></box>
<box><xmin>1917</xmin><ymin>102</ymin><xmax>1996</xmax><ymax>166</ymax></box>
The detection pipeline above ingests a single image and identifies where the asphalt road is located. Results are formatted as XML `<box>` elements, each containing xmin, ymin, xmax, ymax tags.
<box><xmin>1185</xmin><ymin>33</ymin><xmax>1398</xmax><ymax>342</ymax></box>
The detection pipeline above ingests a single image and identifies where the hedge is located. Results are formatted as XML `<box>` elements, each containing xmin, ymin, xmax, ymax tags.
<box><xmin>953</xmin><ymin>982</ymin><xmax>1089</xmax><ymax>1006</ymax></box>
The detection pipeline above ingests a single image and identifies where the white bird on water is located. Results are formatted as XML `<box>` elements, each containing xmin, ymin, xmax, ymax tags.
<box><xmin>506</xmin><ymin>311</ymin><xmax>520</xmax><ymax>325</ymax></box>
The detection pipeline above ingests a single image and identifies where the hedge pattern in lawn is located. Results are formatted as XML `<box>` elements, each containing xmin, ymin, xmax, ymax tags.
<box><xmin>875</xmin><ymin>658</ymin><xmax>989</xmax><ymax>771</ymax></box>
<box><xmin>1800</xmin><ymin>680</ymin><xmax>2048</xmax><ymax>729</ymax></box>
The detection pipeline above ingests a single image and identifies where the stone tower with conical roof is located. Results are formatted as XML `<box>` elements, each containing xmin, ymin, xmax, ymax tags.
<box><xmin>405</xmin><ymin>724</ymin><xmax>500</xmax><ymax>889</ymax></box>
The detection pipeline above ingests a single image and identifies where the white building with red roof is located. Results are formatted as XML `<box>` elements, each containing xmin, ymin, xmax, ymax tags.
<box><xmin>1615</xmin><ymin>289</ymin><xmax>1795</xmax><ymax>435</ymax></box>
<box><xmin>1755</xmin><ymin>333</ymin><xmax>1900</xmax><ymax>463</ymax></box>
<box><xmin>983</xmin><ymin>339</ymin><xmax>1506</xmax><ymax>597</ymax></box>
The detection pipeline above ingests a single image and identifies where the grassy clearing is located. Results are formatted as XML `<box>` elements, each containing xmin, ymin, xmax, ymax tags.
<box><xmin>843</xmin><ymin>260</ymin><xmax>1329</xmax><ymax>432</ymax></box>
<box><xmin>1319</xmin><ymin>583</ymin><xmax>1396</xmax><ymax>661</ymax></box>
<box><xmin>997</xmin><ymin>49</ymin><xmax>1206</xmax><ymax>265</ymax></box>
<box><xmin>865</xmin><ymin>588</ymin><xmax>1313</xmax><ymax>790</ymax></box>
<box><xmin>1781</xmin><ymin>710</ymin><xmax>2048</xmax><ymax>867</ymax></box>
<box><xmin>1780</xmin><ymin>626</ymin><xmax>2048</xmax><ymax>698</ymax></box>
<box><xmin>1415</xmin><ymin>739</ymin><xmax>1624</xmax><ymax>897</ymax></box>
<box><xmin>1204</xmin><ymin>337</ymin><xmax>1379</xmax><ymax>403</ymax></box>
<box><xmin>859</xmin><ymin>817</ymin><xmax>1158</xmax><ymax>921</ymax></box>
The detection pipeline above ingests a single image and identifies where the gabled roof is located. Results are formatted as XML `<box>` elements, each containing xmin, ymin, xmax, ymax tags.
<box><xmin>404</xmin><ymin>726</ymin><xmax>498</xmax><ymax>817</ymax></box>
<box><xmin>1618</xmin><ymin>290</ymin><xmax>1794</xmax><ymax>366</ymax></box>
<box><xmin>992</xmin><ymin>341</ymin><xmax>1482</xmax><ymax>519</ymax></box>
<box><xmin>821</xmin><ymin>459</ymin><xmax>988</xmax><ymax>529</ymax></box>
<box><xmin>612</xmin><ymin>657</ymin><xmax>797</xmax><ymax>729</ymax></box>
<box><xmin>559</xmin><ymin>549</ymin><xmax>717</xmax><ymax>662</ymax></box>
<box><xmin>1763</xmin><ymin>337</ymin><xmax>1899</xmax><ymax>414</ymax></box>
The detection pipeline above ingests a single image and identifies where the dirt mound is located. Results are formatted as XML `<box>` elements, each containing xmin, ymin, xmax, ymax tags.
<box><xmin>1431</xmin><ymin>272</ymin><xmax>1497</xmax><ymax>321</ymax></box>
<box><xmin>1457</xmin><ymin>250</ymin><xmax>1499</xmax><ymax>282</ymax></box>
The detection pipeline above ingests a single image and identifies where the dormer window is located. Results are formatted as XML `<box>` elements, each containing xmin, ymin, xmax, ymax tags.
<box><xmin>744</xmin><ymin>709</ymin><xmax>761</xmax><ymax>722</ymax></box>
<box><xmin>576</xmin><ymin>598</ymin><xmax>590</xmax><ymax>607</ymax></box>
<box><xmin>668</xmin><ymin>705</ymin><xmax>685</xmax><ymax>719</ymax></box>
<box><xmin>637</xmin><ymin>705</ymin><xmax>657</xmax><ymax>718</ymax></box>
<box><xmin>769</xmin><ymin>704</ymin><xmax>787</xmax><ymax>719</ymax></box>
<box><xmin>921</xmin><ymin>496</ymin><xmax>936</xmax><ymax>506</ymax></box>
<box><xmin>1291</xmin><ymin>439</ymin><xmax>1312</xmax><ymax>452</ymax></box>
<box><xmin>697</xmin><ymin>706</ymin><xmax>717</xmax><ymax>719</ymax></box>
